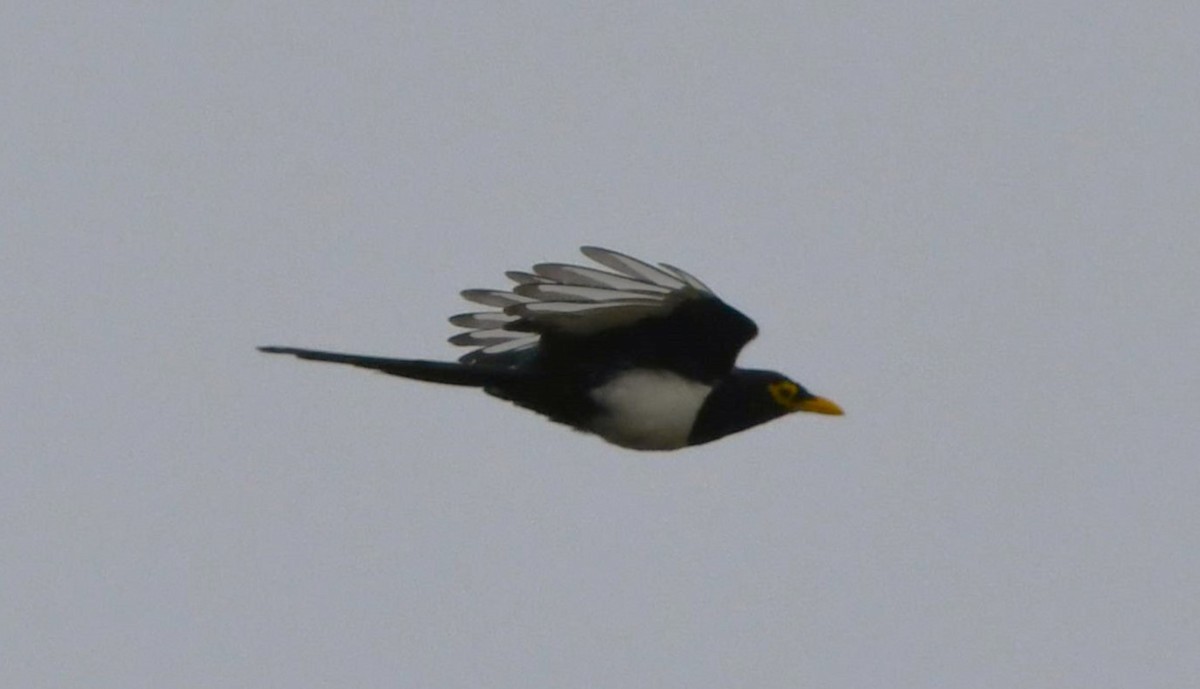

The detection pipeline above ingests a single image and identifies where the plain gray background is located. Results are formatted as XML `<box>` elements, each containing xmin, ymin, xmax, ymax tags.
<box><xmin>5</xmin><ymin>3</ymin><xmax>1199</xmax><ymax>688</ymax></box>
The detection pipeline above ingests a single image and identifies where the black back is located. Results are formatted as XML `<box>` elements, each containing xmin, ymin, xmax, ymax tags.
<box><xmin>533</xmin><ymin>295</ymin><xmax>758</xmax><ymax>384</ymax></box>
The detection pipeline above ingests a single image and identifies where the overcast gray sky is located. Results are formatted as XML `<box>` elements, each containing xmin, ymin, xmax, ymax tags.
<box><xmin>5</xmin><ymin>3</ymin><xmax>1200</xmax><ymax>688</ymax></box>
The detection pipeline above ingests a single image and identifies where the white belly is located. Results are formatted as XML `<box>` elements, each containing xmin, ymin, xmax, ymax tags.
<box><xmin>587</xmin><ymin>369</ymin><xmax>713</xmax><ymax>450</ymax></box>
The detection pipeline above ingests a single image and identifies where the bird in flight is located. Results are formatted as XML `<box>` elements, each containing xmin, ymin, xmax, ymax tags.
<box><xmin>260</xmin><ymin>246</ymin><xmax>842</xmax><ymax>450</ymax></box>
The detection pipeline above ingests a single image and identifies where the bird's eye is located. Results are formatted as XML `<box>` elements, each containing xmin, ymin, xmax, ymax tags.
<box><xmin>768</xmin><ymin>381</ymin><xmax>798</xmax><ymax>407</ymax></box>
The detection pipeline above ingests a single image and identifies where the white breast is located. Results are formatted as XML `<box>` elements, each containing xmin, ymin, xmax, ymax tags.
<box><xmin>587</xmin><ymin>369</ymin><xmax>713</xmax><ymax>450</ymax></box>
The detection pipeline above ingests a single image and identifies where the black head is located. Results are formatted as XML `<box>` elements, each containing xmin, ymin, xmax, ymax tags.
<box><xmin>686</xmin><ymin>369</ymin><xmax>843</xmax><ymax>446</ymax></box>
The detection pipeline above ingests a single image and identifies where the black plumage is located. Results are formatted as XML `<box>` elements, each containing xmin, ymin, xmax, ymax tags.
<box><xmin>260</xmin><ymin>246</ymin><xmax>842</xmax><ymax>450</ymax></box>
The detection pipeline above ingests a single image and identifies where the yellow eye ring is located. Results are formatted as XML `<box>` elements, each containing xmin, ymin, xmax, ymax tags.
<box><xmin>768</xmin><ymin>380</ymin><xmax>799</xmax><ymax>407</ymax></box>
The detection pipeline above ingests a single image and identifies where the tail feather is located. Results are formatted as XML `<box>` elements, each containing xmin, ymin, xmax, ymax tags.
<box><xmin>258</xmin><ymin>346</ymin><xmax>520</xmax><ymax>387</ymax></box>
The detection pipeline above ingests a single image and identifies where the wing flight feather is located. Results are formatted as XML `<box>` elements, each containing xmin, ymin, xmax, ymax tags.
<box><xmin>448</xmin><ymin>247</ymin><xmax>752</xmax><ymax>377</ymax></box>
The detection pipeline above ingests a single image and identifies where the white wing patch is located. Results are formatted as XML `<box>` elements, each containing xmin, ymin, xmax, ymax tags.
<box><xmin>449</xmin><ymin>246</ymin><xmax>715</xmax><ymax>365</ymax></box>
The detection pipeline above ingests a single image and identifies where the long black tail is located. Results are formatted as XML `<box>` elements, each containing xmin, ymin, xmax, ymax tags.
<box><xmin>258</xmin><ymin>346</ymin><xmax>521</xmax><ymax>387</ymax></box>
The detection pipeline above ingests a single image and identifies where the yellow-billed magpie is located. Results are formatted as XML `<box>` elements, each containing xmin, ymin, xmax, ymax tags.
<box><xmin>260</xmin><ymin>246</ymin><xmax>842</xmax><ymax>450</ymax></box>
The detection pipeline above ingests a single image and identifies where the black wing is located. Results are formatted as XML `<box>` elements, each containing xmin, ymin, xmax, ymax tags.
<box><xmin>447</xmin><ymin>247</ymin><xmax>758</xmax><ymax>383</ymax></box>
